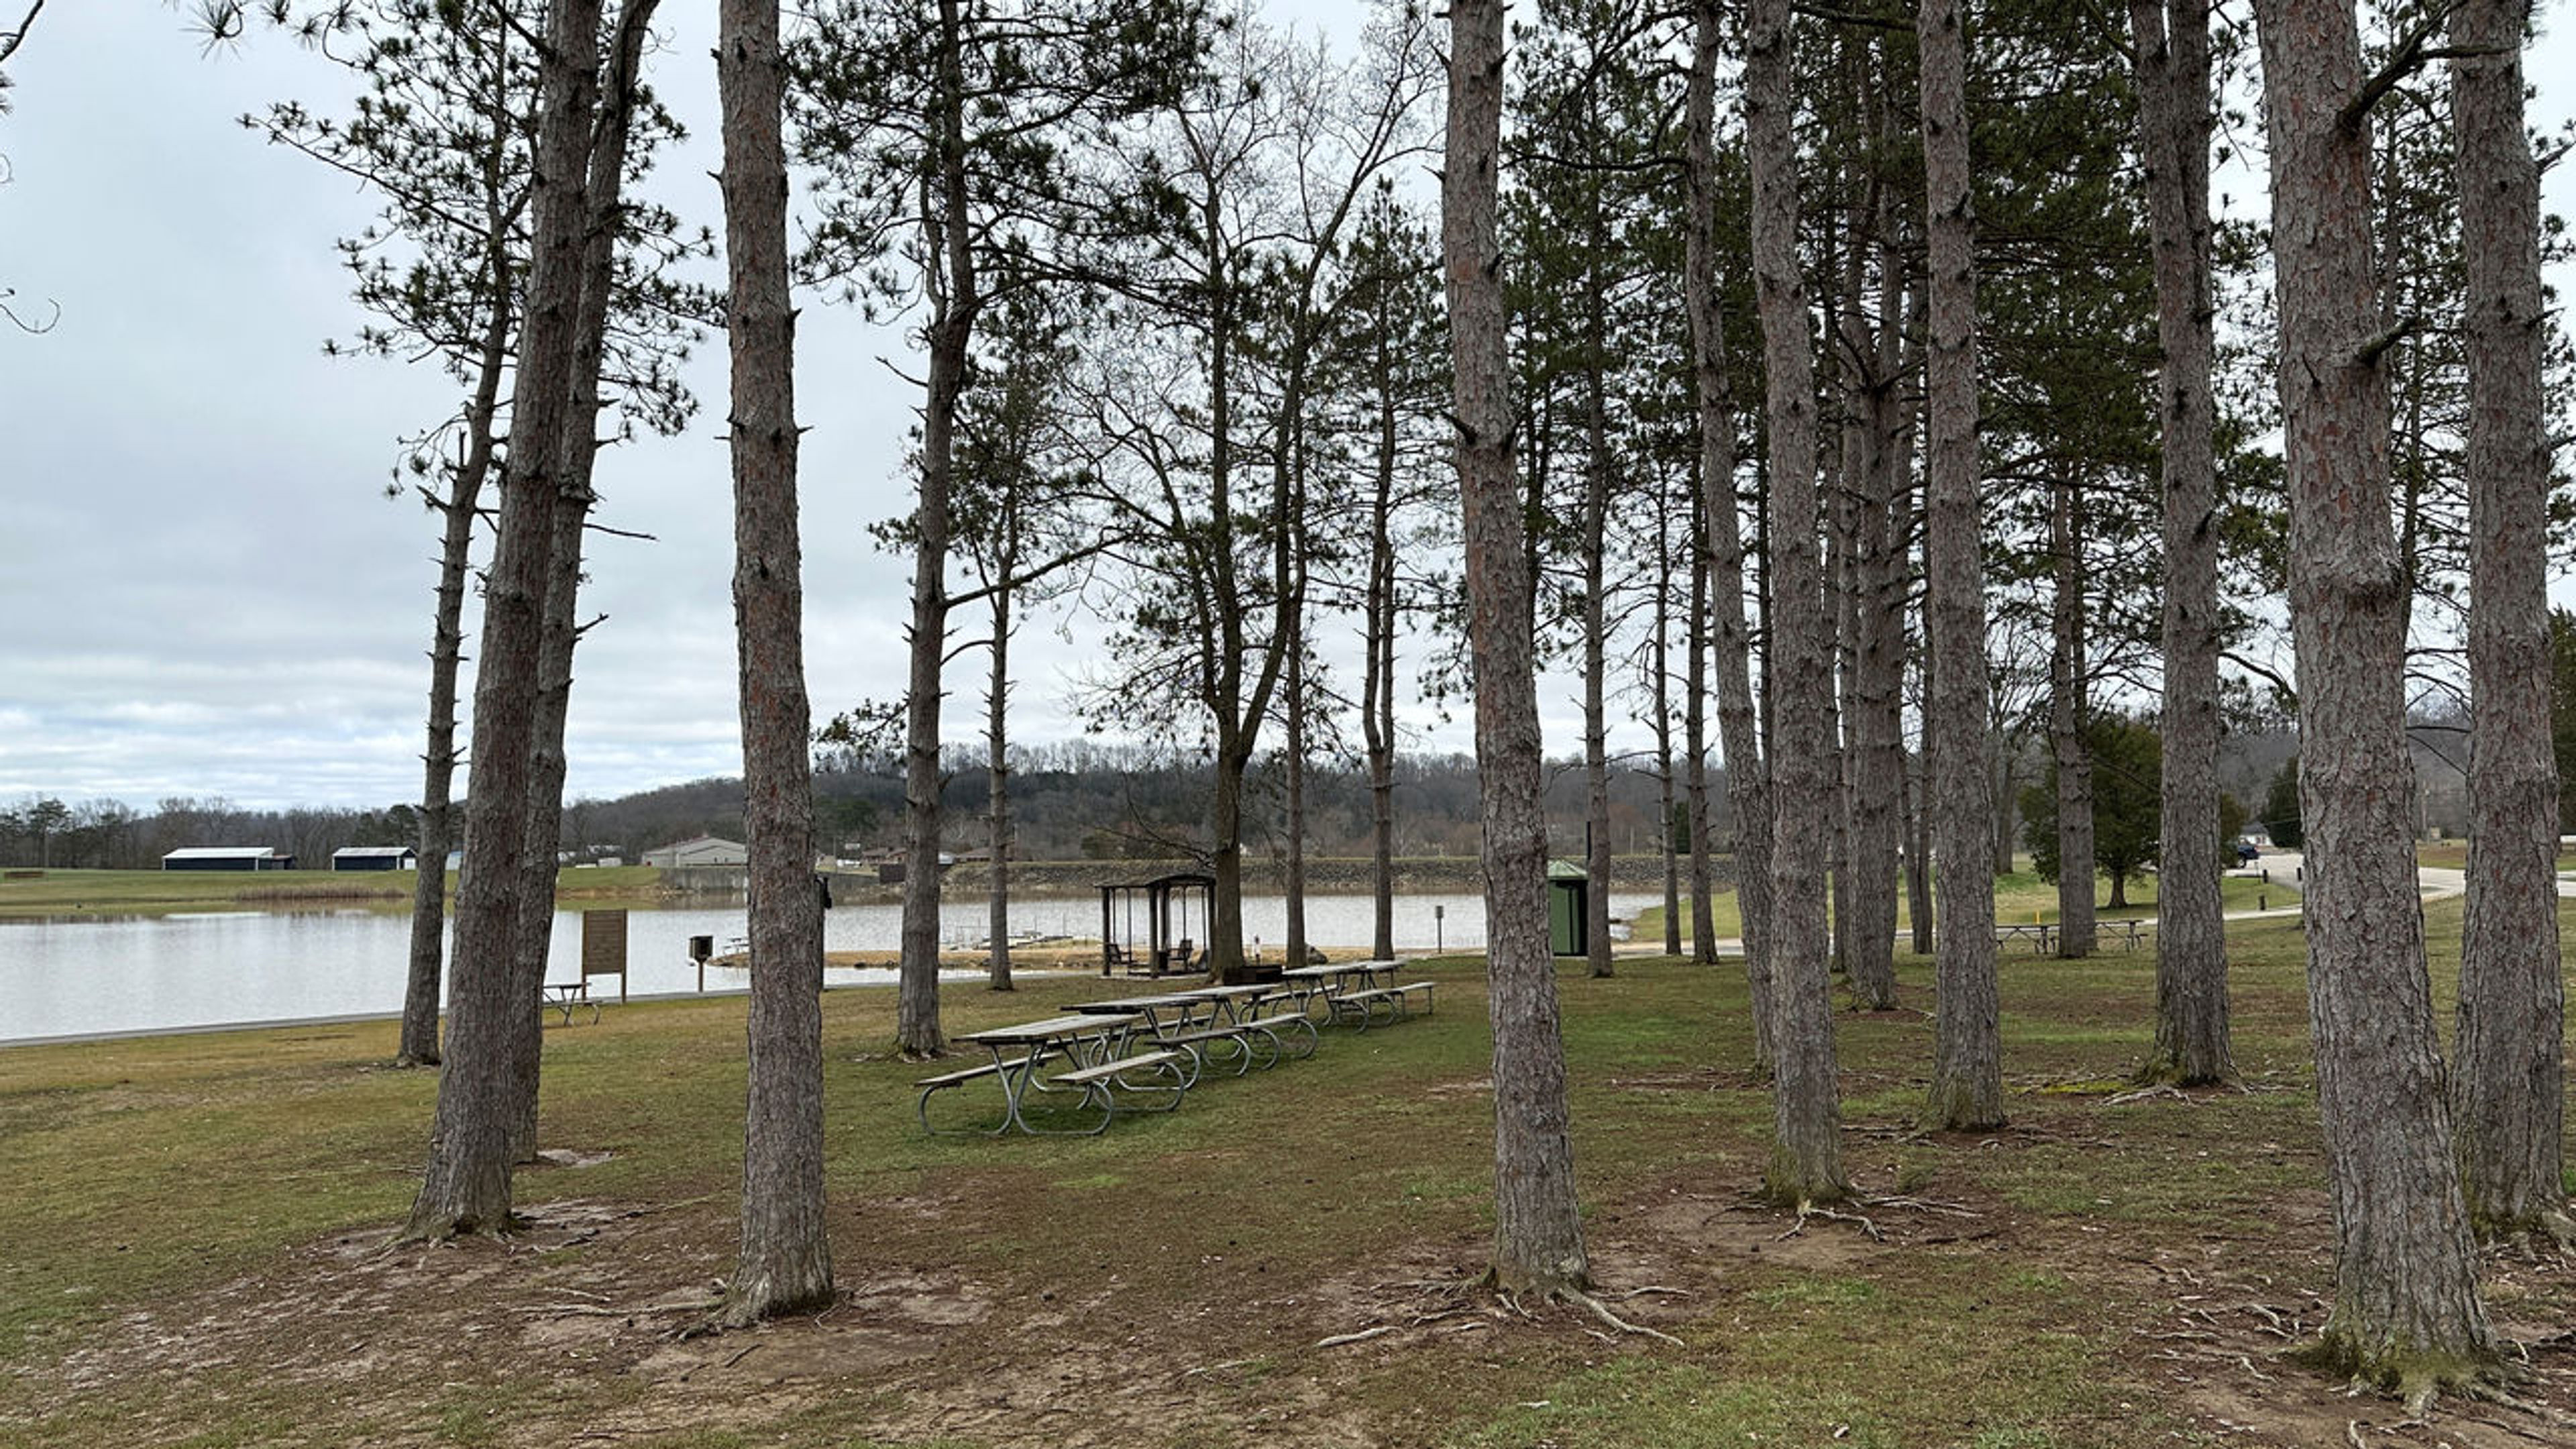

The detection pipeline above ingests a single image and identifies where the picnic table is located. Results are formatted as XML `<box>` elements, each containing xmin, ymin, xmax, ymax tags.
<box><xmin>920</xmin><ymin>1012</ymin><xmax>1185</xmax><ymax>1136</ymax></box>
<box><xmin>1993</xmin><ymin>923</ymin><xmax>2055</xmax><ymax>954</ymax></box>
<box><xmin>1277</xmin><ymin>959</ymin><xmax>1434</xmax><ymax>1028</ymax></box>
<box><xmin>540</xmin><ymin>979</ymin><xmax>600</xmax><ymax>1026</ymax></box>
<box><xmin>1992</xmin><ymin>920</ymin><xmax>2153</xmax><ymax>954</ymax></box>
<box><xmin>1159</xmin><ymin>982</ymin><xmax>1322</xmax><ymax>1057</ymax></box>
<box><xmin>1068</xmin><ymin>984</ymin><xmax>1319</xmax><ymax>1081</ymax></box>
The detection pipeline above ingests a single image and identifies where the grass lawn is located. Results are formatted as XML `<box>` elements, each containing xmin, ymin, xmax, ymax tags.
<box><xmin>0</xmin><ymin>865</ymin><xmax>670</xmax><ymax>918</ymax></box>
<box><xmin>1633</xmin><ymin>866</ymin><xmax>2296</xmax><ymax>946</ymax></box>
<box><xmin>3</xmin><ymin>903</ymin><xmax>2572</xmax><ymax>1446</ymax></box>
<box><xmin>2415</xmin><ymin>840</ymin><xmax>2576</xmax><ymax>874</ymax></box>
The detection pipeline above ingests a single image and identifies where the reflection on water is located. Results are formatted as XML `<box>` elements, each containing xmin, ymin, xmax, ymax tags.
<box><xmin>0</xmin><ymin>891</ymin><xmax>1660</xmax><ymax>1044</ymax></box>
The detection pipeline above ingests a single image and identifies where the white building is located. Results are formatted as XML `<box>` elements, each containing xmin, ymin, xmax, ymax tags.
<box><xmin>162</xmin><ymin>847</ymin><xmax>293</xmax><ymax>872</ymax></box>
<box><xmin>643</xmin><ymin>836</ymin><xmax>749</xmax><ymax>869</ymax></box>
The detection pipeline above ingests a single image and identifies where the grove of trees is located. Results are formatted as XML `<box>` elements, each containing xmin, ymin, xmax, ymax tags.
<box><xmin>21</xmin><ymin>0</ymin><xmax>2561</xmax><ymax>1402</ymax></box>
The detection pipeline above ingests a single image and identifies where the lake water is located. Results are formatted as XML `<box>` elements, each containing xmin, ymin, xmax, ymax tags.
<box><xmin>0</xmin><ymin>891</ymin><xmax>1662</xmax><ymax>1045</ymax></box>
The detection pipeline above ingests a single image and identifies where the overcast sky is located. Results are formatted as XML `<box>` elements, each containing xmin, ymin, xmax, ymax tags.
<box><xmin>3</xmin><ymin>4</ymin><xmax>2573</xmax><ymax>812</ymax></box>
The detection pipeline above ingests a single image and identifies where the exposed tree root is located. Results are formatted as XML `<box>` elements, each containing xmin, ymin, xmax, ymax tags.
<box><xmin>1866</xmin><ymin>1195</ymin><xmax>1982</xmax><ymax>1219</ymax></box>
<box><xmin>1777</xmin><ymin>1201</ymin><xmax>1884</xmax><ymax>1242</ymax></box>
<box><xmin>2455</xmin><ymin>1377</ymin><xmax>2576</xmax><ymax>1428</ymax></box>
<box><xmin>1465</xmin><ymin>1271</ymin><xmax>1684</xmax><ymax>1345</ymax></box>
<box><xmin>2103</xmin><ymin>1083</ymin><xmax>2196</xmax><ymax>1107</ymax></box>
<box><xmin>1560</xmin><ymin>1287</ymin><xmax>1684</xmax><ymax>1346</ymax></box>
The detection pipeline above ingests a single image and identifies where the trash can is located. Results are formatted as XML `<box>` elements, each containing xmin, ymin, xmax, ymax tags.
<box><xmin>1547</xmin><ymin>859</ymin><xmax>1589</xmax><ymax>958</ymax></box>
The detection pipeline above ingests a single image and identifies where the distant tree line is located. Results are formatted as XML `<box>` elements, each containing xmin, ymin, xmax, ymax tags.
<box><xmin>0</xmin><ymin>796</ymin><xmax>425</xmax><ymax>872</ymax></box>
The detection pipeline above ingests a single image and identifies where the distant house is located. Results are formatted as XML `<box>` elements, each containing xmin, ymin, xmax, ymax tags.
<box><xmin>643</xmin><ymin>835</ymin><xmax>749</xmax><ymax>868</ymax></box>
<box><xmin>332</xmin><ymin>846</ymin><xmax>419</xmax><ymax>872</ymax></box>
<box><xmin>163</xmin><ymin>847</ymin><xmax>293</xmax><ymax>872</ymax></box>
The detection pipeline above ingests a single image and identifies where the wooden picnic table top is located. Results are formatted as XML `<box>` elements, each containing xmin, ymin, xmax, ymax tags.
<box><xmin>1066</xmin><ymin>994</ymin><xmax>1207</xmax><ymax>1014</ymax></box>
<box><xmin>1279</xmin><ymin>959</ymin><xmax>1400</xmax><ymax>981</ymax></box>
<box><xmin>955</xmin><ymin>1012</ymin><xmax>1142</xmax><ymax>1046</ymax></box>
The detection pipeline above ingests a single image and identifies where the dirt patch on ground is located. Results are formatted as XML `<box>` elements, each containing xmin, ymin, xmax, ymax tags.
<box><xmin>25</xmin><ymin>1167</ymin><xmax>2576</xmax><ymax>1449</ymax></box>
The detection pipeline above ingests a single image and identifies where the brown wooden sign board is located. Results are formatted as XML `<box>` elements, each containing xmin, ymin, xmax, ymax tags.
<box><xmin>582</xmin><ymin>909</ymin><xmax>629</xmax><ymax>1001</ymax></box>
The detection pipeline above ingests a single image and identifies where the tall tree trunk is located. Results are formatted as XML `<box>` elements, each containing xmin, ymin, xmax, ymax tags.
<box><xmin>1920</xmin><ymin>0</ymin><xmax>2003</xmax><ymax>1132</ymax></box>
<box><xmin>986</xmin><ymin>580</ymin><xmax>1015</xmax><ymax>991</ymax></box>
<box><xmin>1196</xmin><ymin>172</ymin><xmax>1291</xmax><ymax>987</ymax></box>
<box><xmin>1685</xmin><ymin>488</ymin><xmax>1718</xmax><ymax>966</ymax></box>
<box><xmin>1285</xmin><ymin>596</ymin><xmax>1310</xmax><ymax>969</ymax></box>
<box><xmin>1576</xmin><ymin>170</ymin><xmax>1617</xmax><ymax>985</ymax></box>
<box><xmin>1654</xmin><ymin>543</ymin><xmax>1682</xmax><ymax>958</ymax></box>
<box><xmin>2049</xmin><ymin>476</ymin><xmax>2095</xmax><ymax>957</ymax></box>
<box><xmin>398</xmin><ymin>287</ymin><xmax>508</xmax><ymax>1070</ymax></box>
<box><xmin>896</xmin><ymin>0</ymin><xmax>981</xmax><ymax>1056</ymax></box>
<box><xmin>401</xmin><ymin>0</ymin><xmax>602</xmax><ymax>1242</ymax></box>
<box><xmin>2449</xmin><ymin>0</ymin><xmax>2567</xmax><ymax>1244</ymax></box>
<box><xmin>1746</xmin><ymin>0</ymin><xmax>1847</xmax><ymax>1201</ymax></box>
<box><xmin>1445</xmin><ymin>0</ymin><xmax>1590</xmax><ymax>1294</ymax></box>
<box><xmin>1837</xmin><ymin>173</ymin><xmax>1905</xmax><ymax>1011</ymax></box>
<box><xmin>506</xmin><ymin>0</ymin><xmax>653</xmax><ymax>1163</ymax></box>
<box><xmin>1992</xmin><ymin>745</ymin><xmax>2017</xmax><ymax>874</ymax></box>
<box><xmin>717</xmin><ymin>0</ymin><xmax>834</xmax><ymax>1324</ymax></box>
<box><xmin>2132</xmin><ymin>0</ymin><xmax>2231</xmax><ymax>1087</ymax></box>
<box><xmin>1686</xmin><ymin>0</ymin><xmax>1773</xmax><ymax>1055</ymax></box>
<box><xmin>1906</xmin><ymin>741</ymin><xmax>1933</xmax><ymax>955</ymax></box>
<box><xmin>1210</xmin><ymin>735</ymin><xmax>1250</xmax><ymax>979</ymax></box>
<box><xmin>1364</xmin><ymin>370</ymin><xmax>1399</xmax><ymax>962</ymax></box>
<box><xmin>2253</xmin><ymin>0</ymin><xmax>2495</xmax><ymax>1391</ymax></box>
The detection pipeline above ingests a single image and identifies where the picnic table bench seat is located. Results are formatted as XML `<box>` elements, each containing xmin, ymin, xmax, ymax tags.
<box><xmin>916</xmin><ymin>1055</ymin><xmax>1036</xmax><ymax>1135</ymax></box>
<box><xmin>1324</xmin><ymin>980</ymin><xmax>1437</xmax><ymax>1030</ymax></box>
<box><xmin>1155</xmin><ymin>1021</ymin><xmax>1279</xmax><ymax>1079</ymax></box>
<box><xmin>1048</xmin><ymin>1049</ymin><xmax>1190</xmax><ymax>1133</ymax></box>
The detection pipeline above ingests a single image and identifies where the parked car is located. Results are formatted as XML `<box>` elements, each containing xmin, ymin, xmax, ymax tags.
<box><xmin>2235</xmin><ymin>839</ymin><xmax>2261</xmax><ymax>865</ymax></box>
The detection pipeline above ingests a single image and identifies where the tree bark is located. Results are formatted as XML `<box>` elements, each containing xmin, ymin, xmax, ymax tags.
<box><xmin>1445</xmin><ymin>0</ymin><xmax>1590</xmax><ymax>1294</ymax></box>
<box><xmin>1686</xmin><ymin>0</ymin><xmax>1773</xmax><ymax>1059</ymax></box>
<box><xmin>397</xmin><ymin>262</ymin><xmax>508</xmax><ymax>1070</ymax></box>
<box><xmin>1685</xmin><ymin>491</ymin><xmax>1718</xmax><ymax>967</ymax></box>
<box><xmin>1746</xmin><ymin>0</ymin><xmax>1847</xmax><ymax>1201</ymax></box>
<box><xmin>1905</xmin><ymin>742</ymin><xmax>1933</xmax><ymax>955</ymax></box>
<box><xmin>2131</xmin><ymin>0</ymin><xmax>2231</xmax><ymax>1087</ymax></box>
<box><xmin>2253</xmin><ymin>0</ymin><xmax>2496</xmax><ymax>1391</ymax></box>
<box><xmin>1837</xmin><ymin>168</ymin><xmax>1907</xmax><ymax>1012</ymax></box>
<box><xmin>985</xmin><ymin>569</ymin><xmax>1016</xmax><ymax>991</ymax></box>
<box><xmin>1920</xmin><ymin>0</ymin><xmax>2004</xmax><ymax>1132</ymax></box>
<box><xmin>896</xmin><ymin>0</ymin><xmax>981</xmax><ymax>1056</ymax></box>
<box><xmin>1364</xmin><ymin>354</ymin><xmax>1400</xmax><ymax>963</ymax></box>
<box><xmin>1582</xmin><ymin>260</ymin><xmax>1615</xmax><ymax>982</ymax></box>
<box><xmin>2449</xmin><ymin>0</ymin><xmax>2567</xmax><ymax>1244</ymax></box>
<box><xmin>1285</xmin><ymin>591</ymin><xmax>1310</xmax><ymax>968</ymax></box>
<box><xmin>717</xmin><ymin>0</ymin><xmax>835</xmax><ymax>1324</ymax></box>
<box><xmin>505</xmin><ymin>0</ymin><xmax>653</xmax><ymax>1165</ymax></box>
<box><xmin>2049</xmin><ymin>476</ymin><xmax>2095</xmax><ymax>957</ymax></box>
<box><xmin>1653</xmin><ymin>541</ymin><xmax>1682</xmax><ymax>958</ymax></box>
<box><xmin>401</xmin><ymin>0</ymin><xmax>602</xmax><ymax>1241</ymax></box>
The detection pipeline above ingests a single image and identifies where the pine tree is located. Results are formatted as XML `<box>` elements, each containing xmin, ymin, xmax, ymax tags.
<box><xmin>2251</xmin><ymin>0</ymin><xmax>2496</xmax><ymax>1397</ymax></box>
<box><xmin>1446</xmin><ymin>0</ymin><xmax>1592</xmax><ymax>1293</ymax></box>
<box><xmin>717</xmin><ymin>0</ymin><xmax>833</xmax><ymax>1323</ymax></box>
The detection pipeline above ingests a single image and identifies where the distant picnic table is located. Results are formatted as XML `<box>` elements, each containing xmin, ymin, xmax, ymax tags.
<box><xmin>1992</xmin><ymin>919</ymin><xmax>2151</xmax><ymax>954</ymax></box>
<box><xmin>916</xmin><ymin>957</ymin><xmax>1434</xmax><ymax>1137</ymax></box>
